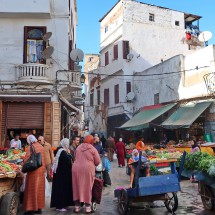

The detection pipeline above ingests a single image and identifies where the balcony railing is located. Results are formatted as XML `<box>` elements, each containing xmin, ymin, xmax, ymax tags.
<box><xmin>16</xmin><ymin>63</ymin><xmax>51</xmax><ymax>84</ymax></box>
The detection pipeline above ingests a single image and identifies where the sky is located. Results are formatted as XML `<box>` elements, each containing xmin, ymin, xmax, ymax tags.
<box><xmin>76</xmin><ymin>0</ymin><xmax>215</xmax><ymax>55</ymax></box>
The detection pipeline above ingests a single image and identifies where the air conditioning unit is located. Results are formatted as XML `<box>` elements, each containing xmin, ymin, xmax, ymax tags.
<box><xmin>126</xmin><ymin>92</ymin><xmax>135</xmax><ymax>102</ymax></box>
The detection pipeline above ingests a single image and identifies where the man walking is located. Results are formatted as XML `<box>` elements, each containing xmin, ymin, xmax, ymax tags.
<box><xmin>38</xmin><ymin>136</ymin><xmax>54</xmax><ymax>181</ymax></box>
<box><xmin>70</xmin><ymin>136</ymin><xmax>80</xmax><ymax>160</ymax></box>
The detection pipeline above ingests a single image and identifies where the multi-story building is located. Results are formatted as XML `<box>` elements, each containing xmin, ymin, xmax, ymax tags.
<box><xmin>85</xmin><ymin>0</ymin><xmax>204</xmax><ymax>138</ymax></box>
<box><xmin>0</xmin><ymin>0</ymin><xmax>82</xmax><ymax>147</ymax></box>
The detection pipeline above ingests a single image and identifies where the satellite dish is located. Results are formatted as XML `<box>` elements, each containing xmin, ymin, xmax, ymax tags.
<box><xmin>42</xmin><ymin>32</ymin><xmax>52</xmax><ymax>41</ymax></box>
<box><xmin>198</xmin><ymin>31</ymin><xmax>212</xmax><ymax>42</ymax></box>
<box><xmin>126</xmin><ymin>92</ymin><xmax>135</xmax><ymax>102</ymax></box>
<box><xmin>127</xmin><ymin>53</ymin><xmax>134</xmax><ymax>61</ymax></box>
<box><xmin>70</xmin><ymin>48</ymin><xmax>84</xmax><ymax>63</ymax></box>
<box><xmin>41</xmin><ymin>46</ymin><xmax>54</xmax><ymax>59</ymax></box>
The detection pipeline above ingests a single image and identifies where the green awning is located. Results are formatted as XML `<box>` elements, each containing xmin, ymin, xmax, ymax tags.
<box><xmin>162</xmin><ymin>101</ymin><xmax>212</xmax><ymax>129</ymax></box>
<box><xmin>119</xmin><ymin>103</ymin><xmax>176</xmax><ymax>131</ymax></box>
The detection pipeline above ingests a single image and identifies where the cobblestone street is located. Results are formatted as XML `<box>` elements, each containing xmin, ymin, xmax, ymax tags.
<box><xmin>18</xmin><ymin>159</ymin><xmax>214</xmax><ymax>215</ymax></box>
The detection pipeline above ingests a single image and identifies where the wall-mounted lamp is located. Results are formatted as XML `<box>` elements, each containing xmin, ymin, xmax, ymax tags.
<box><xmin>82</xmin><ymin>93</ymin><xmax>86</xmax><ymax>100</ymax></box>
<box><xmin>80</xmin><ymin>74</ymin><xmax>86</xmax><ymax>84</ymax></box>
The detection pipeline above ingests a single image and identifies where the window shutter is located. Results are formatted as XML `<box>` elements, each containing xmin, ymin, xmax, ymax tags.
<box><xmin>105</xmin><ymin>51</ymin><xmax>109</xmax><ymax>66</ymax></box>
<box><xmin>90</xmin><ymin>93</ymin><xmax>94</xmax><ymax>106</ymax></box>
<box><xmin>97</xmin><ymin>88</ymin><xmax>100</xmax><ymax>105</ymax></box>
<box><xmin>114</xmin><ymin>44</ymin><xmax>118</xmax><ymax>60</ymax></box>
<box><xmin>104</xmin><ymin>89</ymin><xmax>109</xmax><ymax>106</ymax></box>
<box><xmin>114</xmin><ymin>84</ymin><xmax>119</xmax><ymax>104</ymax></box>
<box><xmin>126</xmin><ymin>82</ymin><xmax>131</xmax><ymax>94</ymax></box>
<box><xmin>123</xmin><ymin>41</ymin><xmax>129</xmax><ymax>59</ymax></box>
<box><xmin>69</xmin><ymin>40</ymin><xmax>74</xmax><ymax>70</ymax></box>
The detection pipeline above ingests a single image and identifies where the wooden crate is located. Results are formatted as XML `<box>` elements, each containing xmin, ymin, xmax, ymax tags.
<box><xmin>0</xmin><ymin>178</ymin><xmax>16</xmax><ymax>198</ymax></box>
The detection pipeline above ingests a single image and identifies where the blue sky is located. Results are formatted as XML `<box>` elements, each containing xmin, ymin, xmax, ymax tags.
<box><xmin>76</xmin><ymin>0</ymin><xmax>215</xmax><ymax>54</ymax></box>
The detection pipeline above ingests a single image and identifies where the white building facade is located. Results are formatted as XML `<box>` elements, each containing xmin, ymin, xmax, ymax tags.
<box><xmin>0</xmin><ymin>0</ymin><xmax>82</xmax><ymax>147</ymax></box>
<box><xmin>85</xmin><ymin>0</ymin><xmax>204</xmax><ymax>138</ymax></box>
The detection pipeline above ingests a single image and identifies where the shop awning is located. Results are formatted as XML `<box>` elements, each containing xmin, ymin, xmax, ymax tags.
<box><xmin>161</xmin><ymin>101</ymin><xmax>212</xmax><ymax>129</ymax></box>
<box><xmin>119</xmin><ymin>103</ymin><xmax>176</xmax><ymax>130</ymax></box>
<box><xmin>59</xmin><ymin>95</ymin><xmax>83</xmax><ymax>114</ymax></box>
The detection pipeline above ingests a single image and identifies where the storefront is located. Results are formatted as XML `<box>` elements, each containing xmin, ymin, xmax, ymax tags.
<box><xmin>0</xmin><ymin>96</ymin><xmax>61</xmax><ymax>148</ymax></box>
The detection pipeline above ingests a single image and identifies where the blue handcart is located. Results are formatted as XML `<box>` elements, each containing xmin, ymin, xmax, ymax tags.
<box><xmin>114</xmin><ymin>151</ymin><xmax>186</xmax><ymax>215</ymax></box>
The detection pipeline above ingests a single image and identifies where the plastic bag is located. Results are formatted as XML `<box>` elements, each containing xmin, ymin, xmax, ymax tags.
<box><xmin>20</xmin><ymin>173</ymin><xmax>27</xmax><ymax>192</ymax></box>
<box><xmin>113</xmin><ymin>153</ymin><xmax>117</xmax><ymax>160</ymax></box>
<box><xmin>45</xmin><ymin>176</ymin><xmax>51</xmax><ymax>198</ymax></box>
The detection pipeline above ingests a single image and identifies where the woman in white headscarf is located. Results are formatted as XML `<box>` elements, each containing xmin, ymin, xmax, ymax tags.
<box><xmin>23</xmin><ymin>135</ymin><xmax>46</xmax><ymax>215</ymax></box>
<box><xmin>50</xmin><ymin>138</ymin><xmax>74</xmax><ymax>211</ymax></box>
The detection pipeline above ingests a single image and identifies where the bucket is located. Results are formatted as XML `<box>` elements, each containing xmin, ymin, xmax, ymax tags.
<box><xmin>204</xmin><ymin>133</ymin><xmax>213</xmax><ymax>142</ymax></box>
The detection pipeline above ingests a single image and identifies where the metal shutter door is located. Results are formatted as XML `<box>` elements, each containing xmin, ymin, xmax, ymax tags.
<box><xmin>7</xmin><ymin>102</ymin><xmax>44</xmax><ymax>129</ymax></box>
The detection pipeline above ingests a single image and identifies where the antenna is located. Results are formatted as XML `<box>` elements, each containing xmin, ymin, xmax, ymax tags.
<box><xmin>198</xmin><ymin>31</ymin><xmax>212</xmax><ymax>46</ymax></box>
<box><xmin>41</xmin><ymin>46</ymin><xmax>54</xmax><ymax>59</ymax></box>
<box><xmin>42</xmin><ymin>32</ymin><xmax>52</xmax><ymax>42</ymax></box>
<box><xmin>127</xmin><ymin>53</ymin><xmax>134</xmax><ymax>62</ymax></box>
<box><xmin>70</xmin><ymin>48</ymin><xmax>84</xmax><ymax>64</ymax></box>
<box><xmin>126</xmin><ymin>92</ymin><xmax>135</xmax><ymax>102</ymax></box>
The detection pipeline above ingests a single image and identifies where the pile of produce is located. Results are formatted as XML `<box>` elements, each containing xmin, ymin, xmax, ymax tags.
<box><xmin>0</xmin><ymin>149</ymin><xmax>26</xmax><ymax>161</ymax></box>
<box><xmin>0</xmin><ymin>160</ymin><xmax>20</xmax><ymax>174</ymax></box>
<box><xmin>183</xmin><ymin>151</ymin><xmax>215</xmax><ymax>177</ymax></box>
<box><xmin>155</xmin><ymin>151</ymin><xmax>183</xmax><ymax>160</ymax></box>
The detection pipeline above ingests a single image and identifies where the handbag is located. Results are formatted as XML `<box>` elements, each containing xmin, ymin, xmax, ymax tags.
<box><xmin>22</xmin><ymin>145</ymin><xmax>42</xmax><ymax>173</ymax></box>
<box><xmin>92</xmin><ymin>178</ymin><xmax>103</xmax><ymax>204</ymax></box>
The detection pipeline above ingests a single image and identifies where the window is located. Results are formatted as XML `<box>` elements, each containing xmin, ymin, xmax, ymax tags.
<box><xmin>69</xmin><ymin>39</ymin><xmax>74</xmax><ymax>70</ymax></box>
<box><xmin>104</xmin><ymin>89</ymin><xmax>109</xmax><ymax>106</ymax></box>
<box><xmin>123</xmin><ymin>41</ymin><xmax>129</xmax><ymax>59</ymax></box>
<box><xmin>126</xmin><ymin>82</ymin><xmax>131</xmax><ymax>94</ymax></box>
<box><xmin>154</xmin><ymin>93</ymin><xmax>159</xmax><ymax>105</ymax></box>
<box><xmin>23</xmin><ymin>26</ymin><xmax>47</xmax><ymax>64</ymax></box>
<box><xmin>114</xmin><ymin>84</ymin><xmax>119</xmax><ymax>104</ymax></box>
<box><xmin>88</xmin><ymin>57</ymin><xmax>94</xmax><ymax>62</ymax></box>
<box><xmin>175</xmin><ymin>21</ymin><xmax>180</xmax><ymax>26</ymax></box>
<box><xmin>90</xmin><ymin>93</ymin><xmax>94</xmax><ymax>106</ymax></box>
<box><xmin>97</xmin><ymin>88</ymin><xmax>100</xmax><ymax>105</ymax></box>
<box><xmin>105</xmin><ymin>51</ymin><xmax>109</xmax><ymax>66</ymax></box>
<box><xmin>149</xmin><ymin>13</ymin><xmax>155</xmax><ymax>22</ymax></box>
<box><xmin>113</xmin><ymin>44</ymin><xmax>118</xmax><ymax>60</ymax></box>
<box><xmin>105</xmin><ymin>25</ymin><xmax>108</xmax><ymax>33</ymax></box>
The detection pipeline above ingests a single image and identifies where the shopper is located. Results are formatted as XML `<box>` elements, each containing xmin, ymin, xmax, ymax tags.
<box><xmin>50</xmin><ymin>138</ymin><xmax>73</xmax><ymax>211</ymax></box>
<box><xmin>72</xmin><ymin>135</ymin><xmax>100</xmax><ymax>213</ymax></box>
<box><xmin>38</xmin><ymin>136</ymin><xmax>54</xmax><ymax>181</ymax></box>
<box><xmin>23</xmin><ymin>135</ymin><xmax>45</xmax><ymax>215</ymax></box>
<box><xmin>136</xmin><ymin>137</ymin><xmax>147</xmax><ymax>151</ymax></box>
<box><xmin>105</xmin><ymin>136</ymin><xmax>115</xmax><ymax>161</ymax></box>
<box><xmin>115</xmin><ymin>138</ymin><xmax>125</xmax><ymax>168</ymax></box>
<box><xmin>70</xmin><ymin>136</ymin><xmax>80</xmax><ymax>160</ymax></box>
<box><xmin>94</xmin><ymin>136</ymin><xmax>104</xmax><ymax>155</ymax></box>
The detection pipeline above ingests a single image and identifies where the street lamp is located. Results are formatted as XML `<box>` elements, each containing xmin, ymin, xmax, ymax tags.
<box><xmin>80</xmin><ymin>74</ymin><xmax>86</xmax><ymax>85</ymax></box>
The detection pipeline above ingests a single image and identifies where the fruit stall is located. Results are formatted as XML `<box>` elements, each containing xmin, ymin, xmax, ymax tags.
<box><xmin>0</xmin><ymin>149</ymin><xmax>25</xmax><ymax>215</ymax></box>
<box><xmin>182</xmin><ymin>151</ymin><xmax>215</xmax><ymax>211</ymax></box>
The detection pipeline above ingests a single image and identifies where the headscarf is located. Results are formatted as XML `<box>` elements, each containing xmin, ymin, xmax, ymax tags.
<box><xmin>84</xmin><ymin>135</ymin><xmax>94</xmax><ymax>145</ymax></box>
<box><xmin>27</xmin><ymin>135</ymin><xmax>37</xmax><ymax>144</ymax></box>
<box><xmin>119</xmin><ymin>138</ymin><xmax>123</xmax><ymax>142</ymax></box>
<box><xmin>52</xmin><ymin>138</ymin><xmax>70</xmax><ymax>173</ymax></box>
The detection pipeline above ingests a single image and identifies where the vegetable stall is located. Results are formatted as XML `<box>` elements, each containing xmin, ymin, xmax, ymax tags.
<box><xmin>182</xmin><ymin>151</ymin><xmax>215</xmax><ymax>211</ymax></box>
<box><xmin>0</xmin><ymin>149</ymin><xmax>25</xmax><ymax>215</ymax></box>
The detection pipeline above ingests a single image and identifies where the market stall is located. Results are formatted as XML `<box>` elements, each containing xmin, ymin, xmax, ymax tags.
<box><xmin>0</xmin><ymin>149</ymin><xmax>25</xmax><ymax>215</ymax></box>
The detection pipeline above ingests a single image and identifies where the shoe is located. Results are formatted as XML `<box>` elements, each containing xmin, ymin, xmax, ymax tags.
<box><xmin>56</xmin><ymin>208</ymin><xmax>67</xmax><ymax>212</ymax></box>
<box><xmin>74</xmin><ymin>206</ymin><xmax>80</xmax><ymax>213</ymax></box>
<box><xmin>34</xmin><ymin>209</ymin><xmax>42</xmax><ymax>214</ymax></box>
<box><xmin>86</xmin><ymin>206</ymin><xmax>94</xmax><ymax>214</ymax></box>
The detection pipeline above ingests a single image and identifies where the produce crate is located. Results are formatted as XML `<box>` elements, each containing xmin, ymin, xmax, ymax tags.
<box><xmin>0</xmin><ymin>177</ymin><xmax>16</xmax><ymax>198</ymax></box>
<box><xmin>154</xmin><ymin>162</ymin><xmax>169</xmax><ymax>167</ymax></box>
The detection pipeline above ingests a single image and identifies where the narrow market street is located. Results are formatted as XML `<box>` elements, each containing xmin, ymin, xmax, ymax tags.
<box><xmin>18</xmin><ymin>159</ymin><xmax>214</xmax><ymax>215</ymax></box>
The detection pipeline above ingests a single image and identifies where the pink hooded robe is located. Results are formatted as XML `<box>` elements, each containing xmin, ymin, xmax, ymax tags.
<box><xmin>72</xmin><ymin>143</ymin><xmax>100</xmax><ymax>204</ymax></box>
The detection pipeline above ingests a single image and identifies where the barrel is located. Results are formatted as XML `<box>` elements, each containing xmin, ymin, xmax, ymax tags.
<box><xmin>204</xmin><ymin>133</ymin><xmax>213</xmax><ymax>142</ymax></box>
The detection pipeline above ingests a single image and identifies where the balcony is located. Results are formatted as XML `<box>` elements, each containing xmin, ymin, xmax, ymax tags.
<box><xmin>0</xmin><ymin>0</ymin><xmax>51</xmax><ymax>19</ymax></box>
<box><xmin>16</xmin><ymin>63</ymin><xmax>52</xmax><ymax>85</ymax></box>
<box><xmin>72</xmin><ymin>91</ymin><xmax>83</xmax><ymax>101</ymax></box>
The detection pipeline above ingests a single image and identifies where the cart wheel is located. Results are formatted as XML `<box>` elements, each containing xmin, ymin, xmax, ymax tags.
<box><xmin>164</xmin><ymin>192</ymin><xmax>178</xmax><ymax>213</ymax></box>
<box><xmin>91</xmin><ymin>202</ymin><xmax>97</xmax><ymax>212</ymax></box>
<box><xmin>118</xmin><ymin>189</ymin><xmax>129</xmax><ymax>215</ymax></box>
<box><xmin>0</xmin><ymin>192</ymin><xmax>19</xmax><ymax>215</ymax></box>
<box><xmin>199</xmin><ymin>182</ymin><xmax>214</xmax><ymax>211</ymax></box>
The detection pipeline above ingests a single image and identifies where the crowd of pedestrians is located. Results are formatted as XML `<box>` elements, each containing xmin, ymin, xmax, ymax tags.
<box><xmin>21</xmin><ymin>133</ymin><xmax>118</xmax><ymax>215</ymax></box>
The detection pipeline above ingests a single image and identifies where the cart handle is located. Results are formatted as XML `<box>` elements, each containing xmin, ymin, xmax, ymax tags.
<box><xmin>178</xmin><ymin>151</ymin><xmax>187</xmax><ymax>182</ymax></box>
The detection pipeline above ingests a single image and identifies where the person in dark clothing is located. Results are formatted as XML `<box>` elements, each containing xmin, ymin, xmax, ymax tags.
<box><xmin>100</xmin><ymin>135</ymin><xmax>106</xmax><ymax>149</ymax></box>
<box><xmin>94</xmin><ymin>136</ymin><xmax>104</xmax><ymax>155</ymax></box>
<box><xmin>50</xmin><ymin>138</ymin><xmax>74</xmax><ymax>211</ymax></box>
